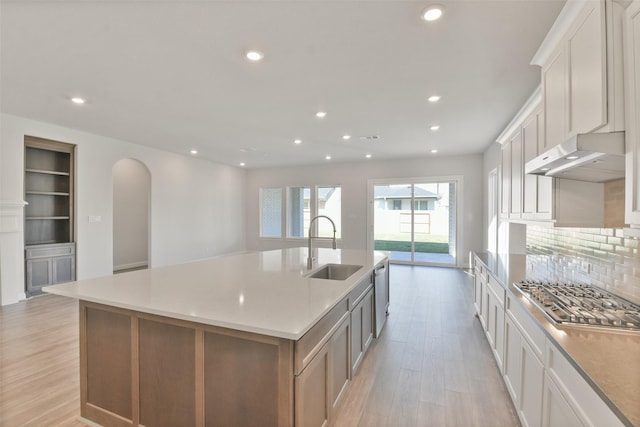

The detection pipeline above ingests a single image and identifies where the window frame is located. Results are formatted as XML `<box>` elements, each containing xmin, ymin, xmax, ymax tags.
<box><xmin>260</xmin><ymin>184</ymin><xmax>342</xmax><ymax>241</ymax></box>
<box><xmin>286</xmin><ymin>186</ymin><xmax>312</xmax><ymax>239</ymax></box>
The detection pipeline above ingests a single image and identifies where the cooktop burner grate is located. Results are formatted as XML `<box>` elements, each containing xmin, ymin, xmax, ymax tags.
<box><xmin>513</xmin><ymin>281</ymin><xmax>640</xmax><ymax>331</ymax></box>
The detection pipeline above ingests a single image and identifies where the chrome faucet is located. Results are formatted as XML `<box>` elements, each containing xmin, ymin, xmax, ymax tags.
<box><xmin>307</xmin><ymin>215</ymin><xmax>337</xmax><ymax>269</ymax></box>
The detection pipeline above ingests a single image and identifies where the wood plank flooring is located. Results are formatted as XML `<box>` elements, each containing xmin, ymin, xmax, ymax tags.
<box><xmin>331</xmin><ymin>265</ymin><xmax>520</xmax><ymax>427</ymax></box>
<box><xmin>0</xmin><ymin>294</ymin><xmax>82</xmax><ymax>426</ymax></box>
<box><xmin>0</xmin><ymin>265</ymin><xmax>519</xmax><ymax>427</ymax></box>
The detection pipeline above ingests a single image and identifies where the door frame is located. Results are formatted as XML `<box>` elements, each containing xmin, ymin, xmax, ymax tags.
<box><xmin>366</xmin><ymin>175</ymin><xmax>464</xmax><ymax>267</ymax></box>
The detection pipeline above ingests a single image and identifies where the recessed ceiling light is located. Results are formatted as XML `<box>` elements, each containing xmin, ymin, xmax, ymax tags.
<box><xmin>365</xmin><ymin>154</ymin><xmax>372</xmax><ymax>159</ymax></box>
<box><xmin>245</xmin><ymin>50</ymin><xmax>264</xmax><ymax>61</ymax></box>
<box><xmin>565</xmin><ymin>155</ymin><xmax>580</xmax><ymax>160</ymax></box>
<box><xmin>422</xmin><ymin>5</ymin><xmax>443</xmax><ymax>21</ymax></box>
<box><xmin>325</xmin><ymin>155</ymin><xmax>332</xmax><ymax>160</ymax></box>
<box><xmin>240</xmin><ymin>162</ymin><xmax>246</xmax><ymax>167</ymax></box>
<box><xmin>316</xmin><ymin>111</ymin><xmax>327</xmax><ymax>118</ymax></box>
<box><xmin>71</xmin><ymin>97</ymin><xmax>85</xmax><ymax>104</ymax></box>
<box><xmin>342</xmin><ymin>134</ymin><xmax>351</xmax><ymax>140</ymax></box>
<box><xmin>541</xmin><ymin>167</ymin><xmax>550</xmax><ymax>171</ymax></box>
<box><xmin>430</xmin><ymin>125</ymin><xmax>440</xmax><ymax>131</ymax></box>
<box><xmin>428</xmin><ymin>95</ymin><xmax>441</xmax><ymax>103</ymax></box>
<box><xmin>431</xmin><ymin>149</ymin><xmax>438</xmax><ymax>154</ymax></box>
<box><xmin>294</xmin><ymin>139</ymin><xmax>302</xmax><ymax>145</ymax></box>
<box><xmin>190</xmin><ymin>149</ymin><xmax>198</xmax><ymax>155</ymax></box>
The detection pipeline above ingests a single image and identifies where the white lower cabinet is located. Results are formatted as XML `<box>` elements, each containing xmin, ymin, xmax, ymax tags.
<box><xmin>503</xmin><ymin>313</ymin><xmax>544</xmax><ymax>427</ymax></box>
<box><xmin>544</xmin><ymin>339</ymin><xmax>624</xmax><ymax>427</ymax></box>
<box><xmin>474</xmin><ymin>257</ymin><xmax>626</xmax><ymax>427</ymax></box>
<box><xmin>542</xmin><ymin>373</ymin><xmax>583</xmax><ymax>427</ymax></box>
<box><xmin>503</xmin><ymin>315</ymin><xmax>521</xmax><ymax>404</ymax></box>
<box><xmin>486</xmin><ymin>276</ymin><xmax>505</xmax><ymax>371</ymax></box>
<box><xmin>474</xmin><ymin>261</ymin><xmax>487</xmax><ymax>328</ymax></box>
<box><xmin>520</xmin><ymin>337</ymin><xmax>545</xmax><ymax>427</ymax></box>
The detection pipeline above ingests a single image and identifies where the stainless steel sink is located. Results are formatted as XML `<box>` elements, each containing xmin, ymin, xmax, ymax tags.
<box><xmin>306</xmin><ymin>264</ymin><xmax>363</xmax><ymax>280</ymax></box>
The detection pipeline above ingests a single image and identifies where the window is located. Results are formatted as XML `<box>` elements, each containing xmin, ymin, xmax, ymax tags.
<box><xmin>372</xmin><ymin>179</ymin><xmax>458</xmax><ymax>266</ymax></box>
<box><xmin>414</xmin><ymin>200</ymin><xmax>433</xmax><ymax>211</ymax></box>
<box><xmin>261</xmin><ymin>185</ymin><xmax>341</xmax><ymax>240</ymax></box>
<box><xmin>317</xmin><ymin>186</ymin><xmax>341</xmax><ymax>238</ymax></box>
<box><xmin>287</xmin><ymin>186</ymin><xmax>310</xmax><ymax>238</ymax></box>
<box><xmin>260</xmin><ymin>188</ymin><xmax>283</xmax><ymax>237</ymax></box>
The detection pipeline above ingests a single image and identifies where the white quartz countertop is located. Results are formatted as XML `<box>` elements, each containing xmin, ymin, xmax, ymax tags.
<box><xmin>44</xmin><ymin>248</ymin><xmax>388</xmax><ymax>340</ymax></box>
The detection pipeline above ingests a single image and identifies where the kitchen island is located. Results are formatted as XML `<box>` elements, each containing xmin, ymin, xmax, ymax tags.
<box><xmin>45</xmin><ymin>248</ymin><xmax>389</xmax><ymax>427</ymax></box>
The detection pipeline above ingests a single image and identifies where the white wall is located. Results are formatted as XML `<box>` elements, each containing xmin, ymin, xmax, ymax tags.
<box><xmin>245</xmin><ymin>154</ymin><xmax>484</xmax><ymax>267</ymax></box>
<box><xmin>0</xmin><ymin>113</ymin><xmax>247</xmax><ymax>305</ymax></box>
<box><xmin>113</xmin><ymin>158</ymin><xmax>150</xmax><ymax>271</ymax></box>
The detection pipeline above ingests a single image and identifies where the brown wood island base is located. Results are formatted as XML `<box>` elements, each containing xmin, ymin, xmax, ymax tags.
<box><xmin>77</xmin><ymin>283</ymin><xmax>367</xmax><ymax>427</ymax></box>
<box><xmin>79</xmin><ymin>301</ymin><xmax>295</xmax><ymax>427</ymax></box>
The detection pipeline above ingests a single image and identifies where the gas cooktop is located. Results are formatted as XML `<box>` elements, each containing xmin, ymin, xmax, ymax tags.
<box><xmin>513</xmin><ymin>280</ymin><xmax>640</xmax><ymax>331</ymax></box>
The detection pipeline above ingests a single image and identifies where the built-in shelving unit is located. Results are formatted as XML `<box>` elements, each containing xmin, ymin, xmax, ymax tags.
<box><xmin>24</xmin><ymin>136</ymin><xmax>76</xmax><ymax>296</ymax></box>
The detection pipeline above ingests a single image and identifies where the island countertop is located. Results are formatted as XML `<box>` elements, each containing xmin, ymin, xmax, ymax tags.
<box><xmin>44</xmin><ymin>248</ymin><xmax>388</xmax><ymax>340</ymax></box>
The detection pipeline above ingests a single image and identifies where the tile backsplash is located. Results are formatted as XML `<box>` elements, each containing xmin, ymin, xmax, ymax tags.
<box><xmin>526</xmin><ymin>226</ymin><xmax>640</xmax><ymax>303</ymax></box>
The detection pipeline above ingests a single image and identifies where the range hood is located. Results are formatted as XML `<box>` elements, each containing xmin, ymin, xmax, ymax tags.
<box><xmin>524</xmin><ymin>132</ymin><xmax>625</xmax><ymax>182</ymax></box>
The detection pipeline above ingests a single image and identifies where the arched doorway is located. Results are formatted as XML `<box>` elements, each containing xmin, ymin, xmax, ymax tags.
<box><xmin>112</xmin><ymin>158</ymin><xmax>151</xmax><ymax>273</ymax></box>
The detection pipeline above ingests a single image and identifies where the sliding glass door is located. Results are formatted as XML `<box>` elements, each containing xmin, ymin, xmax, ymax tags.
<box><xmin>372</xmin><ymin>179</ymin><xmax>457</xmax><ymax>265</ymax></box>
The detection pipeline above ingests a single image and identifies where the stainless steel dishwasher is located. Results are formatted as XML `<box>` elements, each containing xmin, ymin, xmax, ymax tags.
<box><xmin>374</xmin><ymin>261</ymin><xmax>389</xmax><ymax>337</ymax></box>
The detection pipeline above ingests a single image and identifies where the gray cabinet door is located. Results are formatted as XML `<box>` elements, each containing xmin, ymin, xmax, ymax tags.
<box><xmin>52</xmin><ymin>255</ymin><xmax>75</xmax><ymax>283</ymax></box>
<box><xmin>26</xmin><ymin>257</ymin><xmax>53</xmax><ymax>290</ymax></box>
<box><xmin>25</xmin><ymin>242</ymin><xmax>75</xmax><ymax>296</ymax></box>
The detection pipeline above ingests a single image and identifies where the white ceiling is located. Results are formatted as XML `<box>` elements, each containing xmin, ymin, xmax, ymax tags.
<box><xmin>1</xmin><ymin>0</ymin><xmax>565</xmax><ymax>168</ymax></box>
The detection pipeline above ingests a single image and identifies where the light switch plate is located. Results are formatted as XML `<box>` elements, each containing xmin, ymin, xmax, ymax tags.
<box><xmin>88</xmin><ymin>215</ymin><xmax>102</xmax><ymax>223</ymax></box>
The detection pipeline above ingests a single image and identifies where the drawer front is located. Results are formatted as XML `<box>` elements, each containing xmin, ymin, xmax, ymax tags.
<box><xmin>295</xmin><ymin>297</ymin><xmax>349</xmax><ymax>374</ymax></box>
<box><xmin>506</xmin><ymin>294</ymin><xmax>545</xmax><ymax>361</ymax></box>
<box><xmin>26</xmin><ymin>243</ymin><xmax>75</xmax><ymax>259</ymax></box>
<box><xmin>474</xmin><ymin>257</ymin><xmax>487</xmax><ymax>277</ymax></box>
<box><xmin>487</xmin><ymin>275</ymin><xmax>505</xmax><ymax>306</ymax></box>
<box><xmin>348</xmin><ymin>275</ymin><xmax>372</xmax><ymax>309</ymax></box>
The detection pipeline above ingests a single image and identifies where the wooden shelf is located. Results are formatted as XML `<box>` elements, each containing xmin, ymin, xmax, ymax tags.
<box><xmin>26</xmin><ymin>191</ymin><xmax>70</xmax><ymax>196</ymax></box>
<box><xmin>26</xmin><ymin>216</ymin><xmax>70</xmax><ymax>220</ymax></box>
<box><xmin>25</xmin><ymin>168</ymin><xmax>70</xmax><ymax>176</ymax></box>
<box><xmin>26</xmin><ymin>240</ymin><xmax>65</xmax><ymax>245</ymax></box>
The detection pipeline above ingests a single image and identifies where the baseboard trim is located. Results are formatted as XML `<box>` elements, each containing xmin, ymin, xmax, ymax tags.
<box><xmin>113</xmin><ymin>261</ymin><xmax>148</xmax><ymax>272</ymax></box>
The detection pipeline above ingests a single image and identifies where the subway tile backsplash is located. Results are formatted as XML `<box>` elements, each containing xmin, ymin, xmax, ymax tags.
<box><xmin>526</xmin><ymin>226</ymin><xmax>640</xmax><ymax>304</ymax></box>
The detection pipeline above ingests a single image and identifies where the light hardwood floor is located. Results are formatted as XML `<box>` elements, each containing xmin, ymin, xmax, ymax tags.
<box><xmin>0</xmin><ymin>265</ymin><xmax>519</xmax><ymax>427</ymax></box>
<box><xmin>330</xmin><ymin>265</ymin><xmax>520</xmax><ymax>427</ymax></box>
<box><xmin>0</xmin><ymin>294</ymin><xmax>83</xmax><ymax>426</ymax></box>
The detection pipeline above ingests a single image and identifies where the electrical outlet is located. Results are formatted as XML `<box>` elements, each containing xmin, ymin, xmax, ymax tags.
<box><xmin>581</xmin><ymin>262</ymin><xmax>591</xmax><ymax>274</ymax></box>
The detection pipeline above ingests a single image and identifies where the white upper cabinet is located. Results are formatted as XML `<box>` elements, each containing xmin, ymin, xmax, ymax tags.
<box><xmin>498</xmin><ymin>87</ymin><xmax>607</xmax><ymax>227</ymax></box>
<box><xmin>498</xmin><ymin>89</ymin><xmax>540</xmax><ymax>221</ymax></box>
<box><xmin>625</xmin><ymin>0</ymin><xmax>640</xmax><ymax>229</ymax></box>
<box><xmin>500</xmin><ymin>141</ymin><xmax>511</xmax><ymax>219</ymax></box>
<box><xmin>510</xmin><ymin>131</ymin><xmax>523</xmax><ymax>218</ymax></box>
<box><xmin>541</xmin><ymin>46</ymin><xmax>568</xmax><ymax>152</ymax></box>
<box><xmin>568</xmin><ymin>0</ymin><xmax>607</xmax><ymax>134</ymax></box>
<box><xmin>522</xmin><ymin>105</ymin><xmax>553</xmax><ymax>220</ymax></box>
<box><xmin>533</xmin><ymin>0</ymin><xmax>625</xmax><ymax>149</ymax></box>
